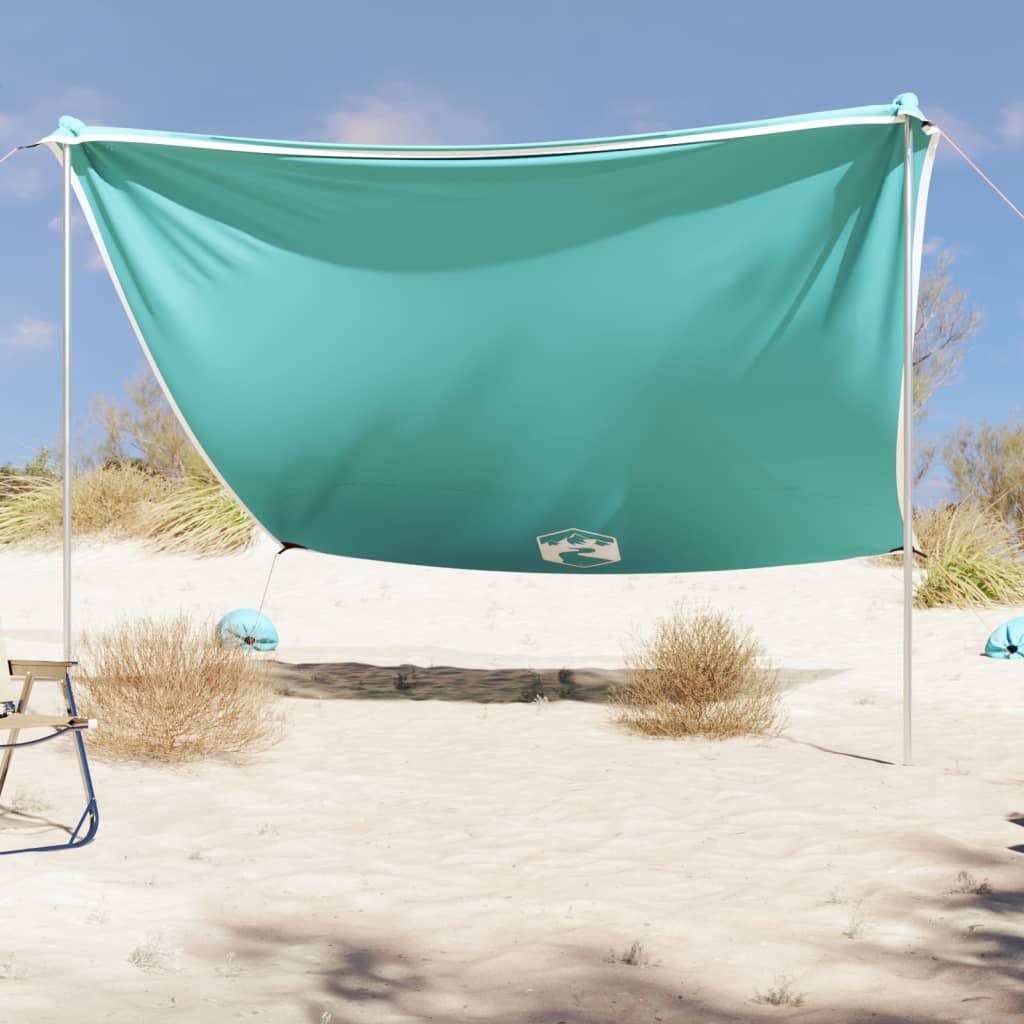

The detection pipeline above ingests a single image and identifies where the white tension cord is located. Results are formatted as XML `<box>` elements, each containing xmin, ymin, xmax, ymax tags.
<box><xmin>938</xmin><ymin>126</ymin><xmax>1024</xmax><ymax>222</ymax></box>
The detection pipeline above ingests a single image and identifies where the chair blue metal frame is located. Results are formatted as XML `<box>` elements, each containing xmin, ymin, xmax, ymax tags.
<box><xmin>0</xmin><ymin>659</ymin><xmax>99</xmax><ymax>856</ymax></box>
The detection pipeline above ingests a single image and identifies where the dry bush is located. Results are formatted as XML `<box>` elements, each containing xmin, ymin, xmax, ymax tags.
<box><xmin>614</xmin><ymin>607</ymin><xmax>782</xmax><ymax>739</ymax></box>
<box><xmin>914</xmin><ymin>503</ymin><xmax>1024</xmax><ymax>608</ymax></box>
<box><xmin>73</xmin><ymin>465</ymin><xmax>170</xmax><ymax>533</ymax></box>
<box><xmin>140</xmin><ymin>481</ymin><xmax>255</xmax><ymax>555</ymax></box>
<box><xmin>0</xmin><ymin>465</ymin><xmax>168</xmax><ymax>546</ymax></box>
<box><xmin>77</xmin><ymin>614</ymin><xmax>280</xmax><ymax>762</ymax></box>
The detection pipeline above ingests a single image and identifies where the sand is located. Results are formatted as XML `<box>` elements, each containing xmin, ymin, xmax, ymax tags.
<box><xmin>0</xmin><ymin>536</ymin><xmax>1022</xmax><ymax>1022</ymax></box>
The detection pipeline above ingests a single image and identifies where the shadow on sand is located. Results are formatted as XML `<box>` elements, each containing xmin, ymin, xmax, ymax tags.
<box><xmin>267</xmin><ymin>662</ymin><xmax>846</xmax><ymax>704</ymax></box>
<box><xmin>211</xmin><ymin>883</ymin><xmax>1024</xmax><ymax>1023</ymax></box>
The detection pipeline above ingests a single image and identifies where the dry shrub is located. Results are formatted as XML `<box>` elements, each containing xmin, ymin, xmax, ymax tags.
<box><xmin>0</xmin><ymin>465</ymin><xmax>167</xmax><ymax>546</ymax></box>
<box><xmin>914</xmin><ymin>503</ymin><xmax>1024</xmax><ymax>608</ymax></box>
<box><xmin>614</xmin><ymin>607</ymin><xmax>782</xmax><ymax>739</ymax></box>
<box><xmin>140</xmin><ymin>481</ymin><xmax>255</xmax><ymax>555</ymax></box>
<box><xmin>74</xmin><ymin>465</ymin><xmax>171</xmax><ymax>533</ymax></box>
<box><xmin>77</xmin><ymin>614</ymin><xmax>280</xmax><ymax>762</ymax></box>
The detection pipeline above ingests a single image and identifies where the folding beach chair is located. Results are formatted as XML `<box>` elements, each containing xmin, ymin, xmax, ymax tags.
<box><xmin>0</xmin><ymin>618</ymin><xmax>99</xmax><ymax>855</ymax></box>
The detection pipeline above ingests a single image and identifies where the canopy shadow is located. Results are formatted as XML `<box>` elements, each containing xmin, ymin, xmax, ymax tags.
<box><xmin>267</xmin><ymin>662</ymin><xmax>846</xmax><ymax>703</ymax></box>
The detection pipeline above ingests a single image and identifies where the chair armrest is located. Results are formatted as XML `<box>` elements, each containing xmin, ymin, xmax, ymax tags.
<box><xmin>7</xmin><ymin>659</ymin><xmax>78</xmax><ymax>680</ymax></box>
<box><xmin>0</xmin><ymin>712</ymin><xmax>93</xmax><ymax>731</ymax></box>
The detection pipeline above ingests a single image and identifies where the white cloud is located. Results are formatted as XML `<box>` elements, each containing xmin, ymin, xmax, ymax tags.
<box><xmin>925</xmin><ymin>105</ymin><xmax>991</xmax><ymax>157</ymax></box>
<box><xmin>319</xmin><ymin>82</ymin><xmax>489</xmax><ymax>145</ymax></box>
<box><xmin>999</xmin><ymin>100</ymin><xmax>1024</xmax><ymax>147</ymax></box>
<box><xmin>610</xmin><ymin>101</ymin><xmax>672</xmax><ymax>135</ymax></box>
<box><xmin>927</xmin><ymin>100</ymin><xmax>1024</xmax><ymax>160</ymax></box>
<box><xmin>0</xmin><ymin>317</ymin><xmax>57</xmax><ymax>352</ymax></box>
<box><xmin>47</xmin><ymin>211</ymin><xmax>86</xmax><ymax>232</ymax></box>
<box><xmin>46</xmin><ymin>210</ymin><xmax>105</xmax><ymax>270</ymax></box>
<box><xmin>0</xmin><ymin>86</ymin><xmax>113</xmax><ymax>201</ymax></box>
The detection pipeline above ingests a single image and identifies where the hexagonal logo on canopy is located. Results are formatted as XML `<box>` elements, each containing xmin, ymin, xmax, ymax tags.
<box><xmin>536</xmin><ymin>528</ymin><xmax>621</xmax><ymax>568</ymax></box>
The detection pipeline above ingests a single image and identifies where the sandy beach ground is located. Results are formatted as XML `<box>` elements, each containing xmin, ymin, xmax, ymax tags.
<box><xmin>0</xmin><ymin>536</ymin><xmax>1022</xmax><ymax>1022</ymax></box>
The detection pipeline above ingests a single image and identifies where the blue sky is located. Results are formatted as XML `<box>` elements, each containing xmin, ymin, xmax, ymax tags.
<box><xmin>1</xmin><ymin>1</ymin><xmax>1020</xmax><ymax>502</ymax></box>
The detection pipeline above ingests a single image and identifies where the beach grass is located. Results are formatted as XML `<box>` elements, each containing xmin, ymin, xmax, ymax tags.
<box><xmin>914</xmin><ymin>503</ymin><xmax>1024</xmax><ymax>608</ymax></box>
<box><xmin>0</xmin><ymin>465</ymin><xmax>168</xmax><ymax>546</ymax></box>
<box><xmin>0</xmin><ymin>465</ymin><xmax>253</xmax><ymax>555</ymax></box>
<box><xmin>140</xmin><ymin>479</ymin><xmax>255</xmax><ymax>555</ymax></box>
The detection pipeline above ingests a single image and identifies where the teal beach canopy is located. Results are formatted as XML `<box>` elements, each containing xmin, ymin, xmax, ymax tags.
<box><xmin>44</xmin><ymin>95</ymin><xmax>937</xmax><ymax>573</ymax></box>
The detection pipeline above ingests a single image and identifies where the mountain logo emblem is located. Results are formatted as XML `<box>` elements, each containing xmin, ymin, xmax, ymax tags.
<box><xmin>536</xmin><ymin>528</ymin><xmax>621</xmax><ymax>568</ymax></box>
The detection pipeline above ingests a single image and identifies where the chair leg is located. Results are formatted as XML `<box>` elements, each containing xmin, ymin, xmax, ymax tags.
<box><xmin>0</xmin><ymin>674</ymin><xmax>35</xmax><ymax>800</ymax></box>
<box><xmin>62</xmin><ymin>669</ymin><xmax>99</xmax><ymax>847</ymax></box>
<box><xmin>0</xmin><ymin>670</ymin><xmax>99</xmax><ymax>856</ymax></box>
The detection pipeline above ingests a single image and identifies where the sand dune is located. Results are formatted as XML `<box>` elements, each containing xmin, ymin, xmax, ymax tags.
<box><xmin>0</xmin><ymin>537</ymin><xmax>1022</xmax><ymax>1022</ymax></box>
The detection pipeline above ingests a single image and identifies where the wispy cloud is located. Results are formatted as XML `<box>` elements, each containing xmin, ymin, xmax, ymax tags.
<box><xmin>926</xmin><ymin>105</ymin><xmax>991</xmax><ymax>156</ymax></box>
<box><xmin>47</xmin><ymin>211</ymin><xmax>106</xmax><ymax>271</ymax></box>
<box><xmin>999</xmin><ymin>100</ymin><xmax>1024</xmax><ymax>147</ymax></box>
<box><xmin>47</xmin><ymin>211</ymin><xmax>86</xmax><ymax>232</ymax></box>
<box><xmin>927</xmin><ymin>99</ymin><xmax>1024</xmax><ymax>159</ymax></box>
<box><xmin>922</xmin><ymin>235</ymin><xmax>964</xmax><ymax>261</ymax></box>
<box><xmin>319</xmin><ymin>82</ymin><xmax>489</xmax><ymax>145</ymax></box>
<box><xmin>0</xmin><ymin>317</ymin><xmax>57</xmax><ymax>352</ymax></box>
<box><xmin>0</xmin><ymin>86</ymin><xmax>112</xmax><ymax>201</ymax></box>
<box><xmin>609</xmin><ymin>101</ymin><xmax>672</xmax><ymax>135</ymax></box>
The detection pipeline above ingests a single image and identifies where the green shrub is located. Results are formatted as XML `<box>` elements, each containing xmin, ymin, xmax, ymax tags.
<box><xmin>915</xmin><ymin>503</ymin><xmax>1024</xmax><ymax>608</ymax></box>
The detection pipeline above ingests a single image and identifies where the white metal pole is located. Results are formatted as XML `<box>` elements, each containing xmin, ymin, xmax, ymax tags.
<box><xmin>901</xmin><ymin>118</ymin><xmax>914</xmax><ymax>766</ymax></box>
<box><xmin>62</xmin><ymin>144</ymin><xmax>72</xmax><ymax>663</ymax></box>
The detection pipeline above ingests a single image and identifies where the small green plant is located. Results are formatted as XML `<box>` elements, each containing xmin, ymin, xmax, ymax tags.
<box><xmin>3</xmin><ymin>787</ymin><xmax>53</xmax><ymax>815</ymax></box>
<box><xmin>842</xmin><ymin>900</ymin><xmax>867</xmax><ymax>940</ymax></box>
<box><xmin>608</xmin><ymin>940</ymin><xmax>649</xmax><ymax>967</ymax></box>
<box><xmin>950</xmin><ymin>870</ymin><xmax>992</xmax><ymax>896</ymax></box>
<box><xmin>0</xmin><ymin>958</ymin><xmax>26</xmax><ymax>981</ymax></box>
<box><xmin>128</xmin><ymin>936</ymin><xmax>171</xmax><ymax>973</ymax></box>
<box><xmin>216</xmin><ymin>952</ymin><xmax>242</xmax><ymax>978</ymax></box>
<box><xmin>822</xmin><ymin>886</ymin><xmax>845</xmax><ymax>906</ymax></box>
<box><xmin>752</xmin><ymin>974</ymin><xmax>805</xmax><ymax>1007</ymax></box>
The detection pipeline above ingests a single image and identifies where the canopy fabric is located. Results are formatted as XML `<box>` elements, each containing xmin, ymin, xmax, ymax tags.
<box><xmin>44</xmin><ymin>94</ymin><xmax>938</xmax><ymax>573</ymax></box>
